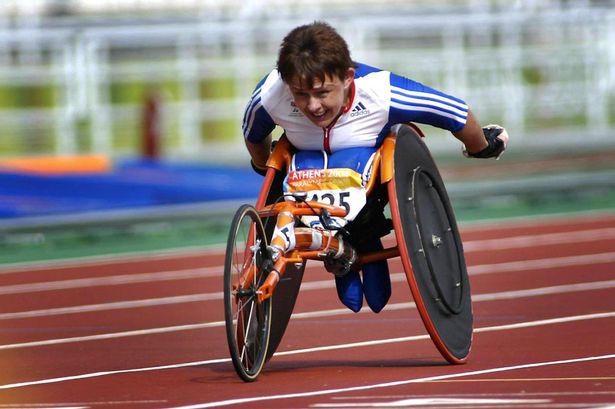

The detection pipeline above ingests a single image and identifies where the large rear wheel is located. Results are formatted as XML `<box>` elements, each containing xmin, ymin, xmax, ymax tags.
<box><xmin>388</xmin><ymin>125</ymin><xmax>473</xmax><ymax>363</ymax></box>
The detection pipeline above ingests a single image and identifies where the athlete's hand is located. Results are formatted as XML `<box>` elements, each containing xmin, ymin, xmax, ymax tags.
<box><xmin>463</xmin><ymin>125</ymin><xmax>509</xmax><ymax>159</ymax></box>
<box><xmin>250</xmin><ymin>159</ymin><xmax>268</xmax><ymax>176</ymax></box>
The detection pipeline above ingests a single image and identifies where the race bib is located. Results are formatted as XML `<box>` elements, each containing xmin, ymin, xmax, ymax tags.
<box><xmin>283</xmin><ymin>148</ymin><xmax>377</xmax><ymax>228</ymax></box>
<box><xmin>284</xmin><ymin>167</ymin><xmax>367</xmax><ymax>226</ymax></box>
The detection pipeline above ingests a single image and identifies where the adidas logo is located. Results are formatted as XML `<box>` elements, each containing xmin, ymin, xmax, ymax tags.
<box><xmin>289</xmin><ymin>101</ymin><xmax>303</xmax><ymax>117</ymax></box>
<box><xmin>350</xmin><ymin>101</ymin><xmax>369</xmax><ymax>117</ymax></box>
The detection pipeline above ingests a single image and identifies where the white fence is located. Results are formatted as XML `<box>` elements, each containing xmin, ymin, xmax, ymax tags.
<box><xmin>0</xmin><ymin>5</ymin><xmax>614</xmax><ymax>160</ymax></box>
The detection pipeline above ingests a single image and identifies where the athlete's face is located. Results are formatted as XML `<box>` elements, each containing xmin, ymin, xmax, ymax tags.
<box><xmin>288</xmin><ymin>68</ymin><xmax>355</xmax><ymax>128</ymax></box>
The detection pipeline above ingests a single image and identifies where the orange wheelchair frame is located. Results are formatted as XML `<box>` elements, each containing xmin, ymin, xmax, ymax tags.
<box><xmin>223</xmin><ymin>124</ymin><xmax>473</xmax><ymax>382</ymax></box>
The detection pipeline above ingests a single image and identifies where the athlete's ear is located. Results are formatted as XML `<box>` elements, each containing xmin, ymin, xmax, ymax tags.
<box><xmin>344</xmin><ymin>67</ymin><xmax>355</xmax><ymax>88</ymax></box>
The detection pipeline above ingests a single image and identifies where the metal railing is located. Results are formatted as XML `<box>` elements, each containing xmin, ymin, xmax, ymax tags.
<box><xmin>0</xmin><ymin>5</ymin><xmax>613</xmax><ymax>159</ymax></box>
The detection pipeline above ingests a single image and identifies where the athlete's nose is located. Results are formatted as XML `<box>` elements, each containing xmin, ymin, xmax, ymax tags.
<box><xmin>307</xmin><ymin>96</ymin><xmax>322</xmax><ymax>114</ymax></box>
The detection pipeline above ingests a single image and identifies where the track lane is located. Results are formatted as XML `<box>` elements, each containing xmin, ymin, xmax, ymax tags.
<box><xmin>0</xmin><ymin>212</ymin><xmax>614</xmax><ymax>408</ymax></box>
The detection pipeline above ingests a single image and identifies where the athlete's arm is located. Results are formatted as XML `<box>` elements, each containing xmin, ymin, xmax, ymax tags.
<box><xmin>386</xmin><ymin>72</ymin><xmax>508</xmax><ymax>158</ymax></box>
<box><xmin>243</xmin><ymin>75</ymin><xmax>277</xmax><ymax>173</ymax></box>
<box><xmin>246</xmin><ymin>135</ymin><xmax>272</xmax><ymax>173</ymax></box>
<box><xmin>452</xmin><ymin>110</ymin><xmax>487</xmax><ymax>154</ymax></box>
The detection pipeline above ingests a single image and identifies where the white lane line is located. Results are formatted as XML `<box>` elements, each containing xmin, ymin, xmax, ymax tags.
<box><xmin>0</xmin><ymin>244</ymin><xmax>611</xmax><ymax>299</ymax></box>
<box><xmin>0</xmin><ymin>357</ymin><xmax>231</xmax><ymax>390</ymax></box>
<box><xmin>0</xmin><ymin>293</ymin><xmax>221</xmax><ymax>320</ymax></box>
<box><xmin>459</xmin><ymin>210</ymin><xmax>615</xmax><ymax>232</ymax></box>
<box><xmin>273</xmin><ymin>312</ymin><xmax>615</xmax><ymax>358</ymax></box>
<box><xmin>2</xmin><ymin>344</ymin><xmax>613</xmax><ymax>408</ymax></box>
<box><xmin>0</xmin><ymin>245</ymin><xmax>224</xmax><ymax>275</ymax></box>
<box><xmin>310</xmin><ymin>397</ymin><xmax>551</xmax><ymax>407</ymax></box>
<box><xmin>0</xmin><ymin>267</ymin><xmax>215</xmax><ymax>295</ymax></box>
<box><xmin>169</xmin><ymin>354</ymin><xmax>615</xmax><ymax>409</ymax></box>
<box><xmin>0</xmin><ymin>311</ymin><xmax>612</xmax><ymax>390</ymax></box>
<box><xmin>0</xmin><ymin>321</ymin><xmax>225</xmax><ymax>350</ymax></box>
<box><xmin>473</xmin><ymin>311</ymin><xmax>615</xmax><ymax>334</ymax></box>
<box><xmin>469</xmin><ymin>252</ymin><xmax>615</xmax><ymax>275</ymax></box>
<box><xmin>1</xmin><ymin>227</ymin><xmax>614</xmax><ymax>296</ymax></box>
<box><xmin>2</xmin><ymin>242</ymin><xmax>614</xmax><ymax>297</ymax></box>
<box><xmin>2</xmin><ymin>223</ymin><xmax>615</xmax><ymax>281</ymax></box>
<box><xmin>0</xmin><ymin>263</ymin><xmax>323</xmax><ymax>295</ymax></box>
<box><xmin>471</xmin><ymin>279</ymin><xmax>615</xmax><ymax>302</ymax></box>
<box><xmin>2</xmin><ymin>257</ymin><xmax>614</xmax><ymax>321</ymax></box>
<box><xmin>0</xmin><ymin>401</ymin><xmax>166</xmax><ymax>408</ymax></box>
<box><xmin>0</xmin><ymin>406</ymin><xmax>100</xmax><ymax>408</ymax></box>
<box><xmin>0</xmin><ymin>276</ymin><xmax>611</xmax><ymax>352</ymax></box>
<box><xmin>463</xmin><ymin>227</ymin><xmax>615</xmax><ymax>251</ymax></box>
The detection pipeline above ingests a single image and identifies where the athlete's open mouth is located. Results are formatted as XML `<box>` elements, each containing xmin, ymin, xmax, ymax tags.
<box><xmin>308</xmin><ymin>110</ymin><xmax>329</xmax><ymax>124</ymax></box>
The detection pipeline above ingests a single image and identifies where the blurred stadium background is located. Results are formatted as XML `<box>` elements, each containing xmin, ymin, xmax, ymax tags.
<box><xmin>0</xmin><ymin>0</ymin><xmax>614</xmax><ymax>263</ymax></box>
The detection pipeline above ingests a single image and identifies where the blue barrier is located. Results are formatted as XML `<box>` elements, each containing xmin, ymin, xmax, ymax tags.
<box><xmin>0</xmin><ymin>159</ymin><xmax>264</xmax><ymax>219</ymax></box>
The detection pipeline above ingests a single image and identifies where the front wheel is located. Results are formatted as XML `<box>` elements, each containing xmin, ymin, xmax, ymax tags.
<box><xmin>223</xmin><ymin>204</ymin><xmax>272</xmax><ymax>382</ymax></box>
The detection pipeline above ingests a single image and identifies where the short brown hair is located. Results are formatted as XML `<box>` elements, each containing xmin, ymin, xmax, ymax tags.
<box><xmin>277</xmin><ymin>21</ymin><xmax>355</xmax><ymax>87</ymax></box>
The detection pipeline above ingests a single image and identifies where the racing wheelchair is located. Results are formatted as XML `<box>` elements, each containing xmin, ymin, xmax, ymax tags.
<box><xmin>223</xmin><ymin>123</ymin><xmax>473</xmax><ymax>382</ymax></box>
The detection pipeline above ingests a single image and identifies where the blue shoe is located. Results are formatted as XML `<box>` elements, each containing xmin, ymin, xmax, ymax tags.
<box><xmin>360</xmin><ymin>240</ymin><xmax>391</xmax><ymax>313</ymax></box>
<box><xmin>335</xmin><ymin>270</ymin><xmax>363</xmax><ymax>312</ymax></box>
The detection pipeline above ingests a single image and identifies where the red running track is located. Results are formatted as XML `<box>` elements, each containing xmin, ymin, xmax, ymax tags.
<box><xmin>1</xmin><ymin>211</ymin><xmax>614</xmax><ymax>408</ymax></box>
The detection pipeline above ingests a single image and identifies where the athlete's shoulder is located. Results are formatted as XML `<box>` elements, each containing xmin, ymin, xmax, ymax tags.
<box><xmin>243</xmin><ymin>69</ymin><xmax>287</xmax><ymax>142</ymax></box>
<box><xmin>352</xmin><ymin>62</ymin><xmax>392</xmax><ymax>107</ymax></box>
<box><xmin>253</xmin><ymin>69</ymin><xmax>285</xmax><ymax>96</ymax></box>
<box><xmin>354</xmin><ymin>62</ymin><xmax>392</xmax><ymax>92</ymax></box>
<box><xmin>247</xmin><ymin>69</ymin><xmax>291</xmax><ymax>119</ymax></box>
<box><xmin>354</xmin><ymin>62</ymin><xmax>389</xmax><ymax>78</ymax></box>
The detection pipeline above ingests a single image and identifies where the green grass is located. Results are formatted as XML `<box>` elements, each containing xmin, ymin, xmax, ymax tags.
<box><xmin>0</xmin><ymin>216</ymin><xmax>232</xmax><ymax>265</ymax></box>
<box><xmin>2</xmin><ymin>187</ymin><xmax>614</xmax><ymax>266</ymax></box>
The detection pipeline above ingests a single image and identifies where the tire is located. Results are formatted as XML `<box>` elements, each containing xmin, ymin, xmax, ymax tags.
<box><xmin>223</xmin><ymin>204</ymin><xmax>272</xmax><ymax>381</ymax></box>
<box><xmin>258</xmin><ymin>167</ymin><xmax>306</xmax><ymax>362</ymax></box>
<box><xmin>388</xmin><ymin>125</ymin><xmax>473</xmax><ymax>363</ymax></box>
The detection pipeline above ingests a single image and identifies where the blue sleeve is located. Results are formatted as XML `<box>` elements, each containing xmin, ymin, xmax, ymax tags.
<box><xmin>242</xmin><ymin>75</ymin><xmax>276</xmax><ymax>143</ymax></box>
<box><xmin>388</xmin><ymin>72</ymin><xmax>468</xmax><ymax>132</ymax></box>
<box><xmin>354</xmin><ymin>62</ymin><xmax>382</xmax><ymax>77</ymax></box>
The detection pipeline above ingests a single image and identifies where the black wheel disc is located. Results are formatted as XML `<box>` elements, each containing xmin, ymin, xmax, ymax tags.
<box><xmin>391</xmin><ymin>124</ymin><xmax>473</xmax><ymax>362</ymax></box>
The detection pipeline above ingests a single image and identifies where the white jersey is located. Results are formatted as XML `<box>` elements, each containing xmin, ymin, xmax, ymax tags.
<box><xmin>242</xmin><ymin>63</ymin><xmax>468</xmax><ymax>153</ymax></box>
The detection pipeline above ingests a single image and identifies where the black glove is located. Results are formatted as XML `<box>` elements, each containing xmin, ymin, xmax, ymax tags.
<box><xmin>463</xmin><ymin>125</ymin><xmax>508</xmax><ymax>159</ymax></box>
<box><xmin>250</xmin><ymin>159</ymin><xmax>268</xmax><ymax>176</ymax></box>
